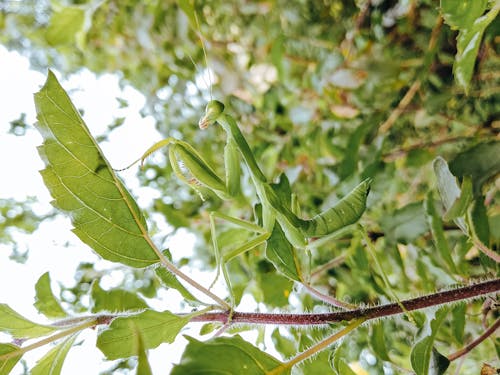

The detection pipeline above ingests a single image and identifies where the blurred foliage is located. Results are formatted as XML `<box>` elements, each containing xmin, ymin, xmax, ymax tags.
<box><xmin>1</xmin><ymin>0</ymin><xmax>499</xmax><ymax>373</ymax></box>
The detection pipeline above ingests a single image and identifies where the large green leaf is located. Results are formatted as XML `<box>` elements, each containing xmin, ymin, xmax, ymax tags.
<box><xmin>90</xmin><ymin>282</ymin><xmax>149</xmax><ymax>313</ymax></box>
<box><xmin>0</xmin><ymin>304</ymin><xmax>57</xmax><ymax>339</ymax></box>
<box><xmin>34</xmin><ymin>71</ymin><xmax>159</xmax><ymax>268</ymax></box>
<box><xmin>171</xmin><ymin>335</ymin><xmax>289</xmax><ymax>374</ymax></box>
<box><xmin>31</xmin><ymin>334</ymin><xmax>77</xmax><ymax>375</ymax></box>
<box><xmin>34</xmin><ymin>272</ymin><xmax>68</xmax><ymax>319</ymax></box>
<box><xmin>96</xmin><ymin>309</ymin><xmax>191</xmax><ymax>359</ymax></box>
<box><xmin>0</xmin><ymin>343</ymin><xmax>22</xmax><ymax>375</ymax></box>
<box><xmin>440</xmin><ymin>0</ymin><xmax>488</xmax><ymax>29</ymax></box>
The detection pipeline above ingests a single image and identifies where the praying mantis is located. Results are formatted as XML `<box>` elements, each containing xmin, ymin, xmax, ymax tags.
<box><xmin>123</xmin><ymin>99</ymin><xmax>371</xmax><ymax>307</ymax></box>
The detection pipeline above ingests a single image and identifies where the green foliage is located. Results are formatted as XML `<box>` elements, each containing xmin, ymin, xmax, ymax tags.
<box><xmin>1</xmin><ymin>0</ymin><xmax>499</xmax><ymax>374</ymax></box>
<box><xmin>96</xmin><ymin>310</ymin><xmax>191</xmax><ymax>360</ymax></box>
<box><xmin>171</xmin><ymin>335</ymin><xmax>288</xmax><ymax>375</ymax></box>
<box><xmin>34</xmin><ymin>71</ymin><xmax>160</xmax><ymax>268</ymax></box>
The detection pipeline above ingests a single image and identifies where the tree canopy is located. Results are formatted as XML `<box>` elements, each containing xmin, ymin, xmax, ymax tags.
<box><xmin>0</xmin><ymin>1</ymin><xmax>499</xmax><ymax>374</ymax></box>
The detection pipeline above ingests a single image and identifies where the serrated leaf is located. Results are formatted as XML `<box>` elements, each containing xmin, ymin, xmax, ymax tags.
<box><xmin>266</xmin><ymin>223</ymin><xmax>302</xmax><ymax>282</ymax></box>
<box><xmin>171</xmin><ymin>335</ymin><xmax>288</xmax><ymax>374</ymax></box>
<box><xmin>0</xmin><ymin>343</ymin><xmax>22</xmax><ymax>375</ymax></box>
<box><xmin>45</xmin><ymin>6</ymin><xmax>85</xmax><ymax>46</ymax></box>
<box><xmin>31</xmin><ymin>334</ymin><xmax>77</xmax><ymax>375</ymax></box>
<box><xmin>410</xmin><ymin>308</ymin><xmax>450</xmax><ymax>375</ymax></box>
<box><xmin>0</xmin><ymin>304</ymin><xmax>57</xmax><ymax>339</ymax></box>
<box><xmin>449</xmin><ymin>141</ymin><xmax>500</xmax><ymax>196</ymax></box>
<box><xmin>34</xmin><ymin>272</ymin><xmax>68</xmax><ymax>319</ymax></box>
<box><xmin>425</xmin><ymin>192</ymin><xmax>457</xmax><ymax>274</ymax></box>
<box><xmin>90</xmin><ymin>282</ymin><xmax>148</xmax><ymax>313</ymax></box>
<box><xmin>34</xmin><ymin>71</ymin><xmax>159</xmax><ymax>268</ymax></box>
<box><xmin>96</xmin><ymin>309</ymin><xmax>190</xmax><ymax>359</ymax></box>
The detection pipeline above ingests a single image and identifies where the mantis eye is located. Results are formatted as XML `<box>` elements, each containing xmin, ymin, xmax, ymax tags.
<box><xmin>199</xmin><ymin>100</ymin><xmax>225</xmax><ymax>129</ymax></box>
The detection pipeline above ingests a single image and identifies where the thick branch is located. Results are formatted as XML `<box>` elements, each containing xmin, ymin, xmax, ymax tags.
<box><xmin>190</xmin><ymin>279</ymin><xmax>500</xmax><ymax>325</ymax></box>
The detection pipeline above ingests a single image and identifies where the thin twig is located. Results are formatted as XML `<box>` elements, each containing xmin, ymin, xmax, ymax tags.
<box><xmin>447</xmin><ymin>317</ymin><xmax>500</xmax><ymax>361</ymax></box>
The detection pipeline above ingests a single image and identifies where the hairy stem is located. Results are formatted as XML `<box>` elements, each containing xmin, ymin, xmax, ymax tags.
<box><xmin>190</xmin><ymin>279</ymin><xmax>500</xmax><ymax>325</ymax></box>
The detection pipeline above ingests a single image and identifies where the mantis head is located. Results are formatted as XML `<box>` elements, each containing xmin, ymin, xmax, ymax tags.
<box><xmin>199</xmin><ymin>100</ymin><xmax>225</xmax><ymax>129</ymax></box>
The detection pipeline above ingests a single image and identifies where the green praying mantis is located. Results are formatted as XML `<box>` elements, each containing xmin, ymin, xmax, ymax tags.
<box><xmin>121</xmin><ymin>99</ymin><xmax>371</xmax><ymax>307</ymax></box>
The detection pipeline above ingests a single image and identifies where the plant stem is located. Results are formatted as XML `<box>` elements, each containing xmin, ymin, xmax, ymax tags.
<box><xmin>190</xmin><ymin>278</ymin><xmax>500</xmax><ymax>325</ymax></box>
<box><xmin>301</xmin><ymin>283</ymin><xmax>356</xmax><ymax>310</ymax></box>
<box><xmin>447</xmin><ymin>317</ymin><xmax>500</xmax><ymax>361</ymax></box>
<box><xmin>0</xmin><ymin>318</ymin><xmax>97</xmax><ymax>361</ymax></box>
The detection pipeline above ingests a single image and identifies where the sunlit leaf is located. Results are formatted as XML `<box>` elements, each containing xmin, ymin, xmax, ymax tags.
<box><xmin>266</xmin><ymin>223</ymin><xmax>302</xmax><ymax>282</ymax></box>
<box><xmin>96</xmin><ymin>310</ymin><xmax>190</xmax><ymax>359</ymax></box>
<box><xmin>171</xmin><ymin>335</ymin><xmax>288</xmax><ymax>374</ymax></box>
<box><xmin>34</xmin><ymin>71</ymin><xmax>160</xmax><ymax>268</ymax></box>
<box><xmin>31</xmin><ymin>334</ymin><xmax>77</xmax><ymax>375</ymax></box>
<box><xmin>0</xmin><ymin>343</ymin><xmax>21</xmax><ymax>375</ymax></box>
<box><xmin>0</xmin><ymin>304</ymin><xmax>57</xmax><ymax>339</ymax></box>
<box><xmin>34</xmin><ymin>272</ymin><xmax>68</xmax><ymax>319</ymax></box>
<box><xmin>90</xmin><ymin>282</ymin><xmax>148</xmax><ymax>313</ymax></box>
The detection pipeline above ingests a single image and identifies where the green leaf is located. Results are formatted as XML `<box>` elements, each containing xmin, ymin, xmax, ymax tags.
<box><xmin>449</xmin><ymin>141</ymin><xmax>500</xmax><ymax>196</ymax></box>
<box><xmin>171</xmin><ymin>335</ymin><xmax>288</xmax><ymax>375</ymax></box>
<box><xmin>34</xmin><ymin>272</ymin><xmax>68</xmax><ymax>319</ymax></box>
<box><xmin>369</xmin><ymin>321</ymin><xmax>390</xmax><ymax>361</ymax></box>
<box><xmin>432</xmin><ymin>157</ymin><xmax>466</xmax><ymax>231</ymax></box>
<box><xmin>451</xmin><ymin>303</ymin><xmax>466</xmax><ymax>344</ymax></box>
<box><xmin>440</xmin><ymin>0</ymin><xmax>488</xmax><ymax>29</ymax></box>
<box><xmin>453</xmin><ymin>5</ymin><xmax>499</xmax><ymax>93</ymax></box>
<box><xmin>410</xmin><ymin>308</ymin><xmax>450</xmax><ymax>375</ymax></box>
<box><xmin>424</xmin><ymin>192</ymin><xmax>457</xmax><ymax>274</ymax></box>
<box><xmin>34</xmin><ymin>71</ymin><xmax>159</xmax><ymax>268</ymax></box>
<box><xmin>266</xmin><ymin>223</ymin><xmax>302</xmax><ymax>282</ymax></box>
<box><xmin>45</xmin><ymin>6</ymin><xmax>86</xmax><ymax>46</ymax></box>
<box><xmin>31</xmin><ymin>334</ymin><xmax>77</xmax><ymax>375</ymax></box>
<box><xmin>96</xmin><ymin>309</ymin><xmax>190</xmax><ymax>359</ymax></box>
<box><xmin>443</xmin><ymin>176</ymin><xmax>473</xmax><ymax>221</ymax></box>
<box><xmin>335</xmin><ymin>359</ymin><xmax>357</xmax><ymax>375</ymax></box>
<box><xmin>0</xmin><ymin>304</ymin><xmax>57</xmax><ymax>339</ymax></box>
<box><xmin>0</xmin><ymin>343</ymin><xmax>22</xmax><ymax>375</ymax></box>
<box><xmin>90</xmin><ymin>282</ymin><xmax>149</xmax><ymax>313</ymax></box>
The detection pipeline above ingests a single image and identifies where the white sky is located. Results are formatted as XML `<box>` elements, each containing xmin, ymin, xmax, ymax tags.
<box><xmin>0</xmin><ymin>46</ymin><xmax>252</xmax><ymax>374</ymax></box>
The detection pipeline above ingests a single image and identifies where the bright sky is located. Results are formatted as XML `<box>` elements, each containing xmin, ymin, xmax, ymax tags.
<box><xmin>0</xmin><ymin>45</ymin><xmax>252</xmax><ymax>374</ymax></box>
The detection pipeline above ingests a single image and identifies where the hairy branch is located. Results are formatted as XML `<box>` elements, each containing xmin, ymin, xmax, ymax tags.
<box><xmin>190</xmin><ymin>279</ymin><xmax>500</xmax><ymax>325</ymax></box>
